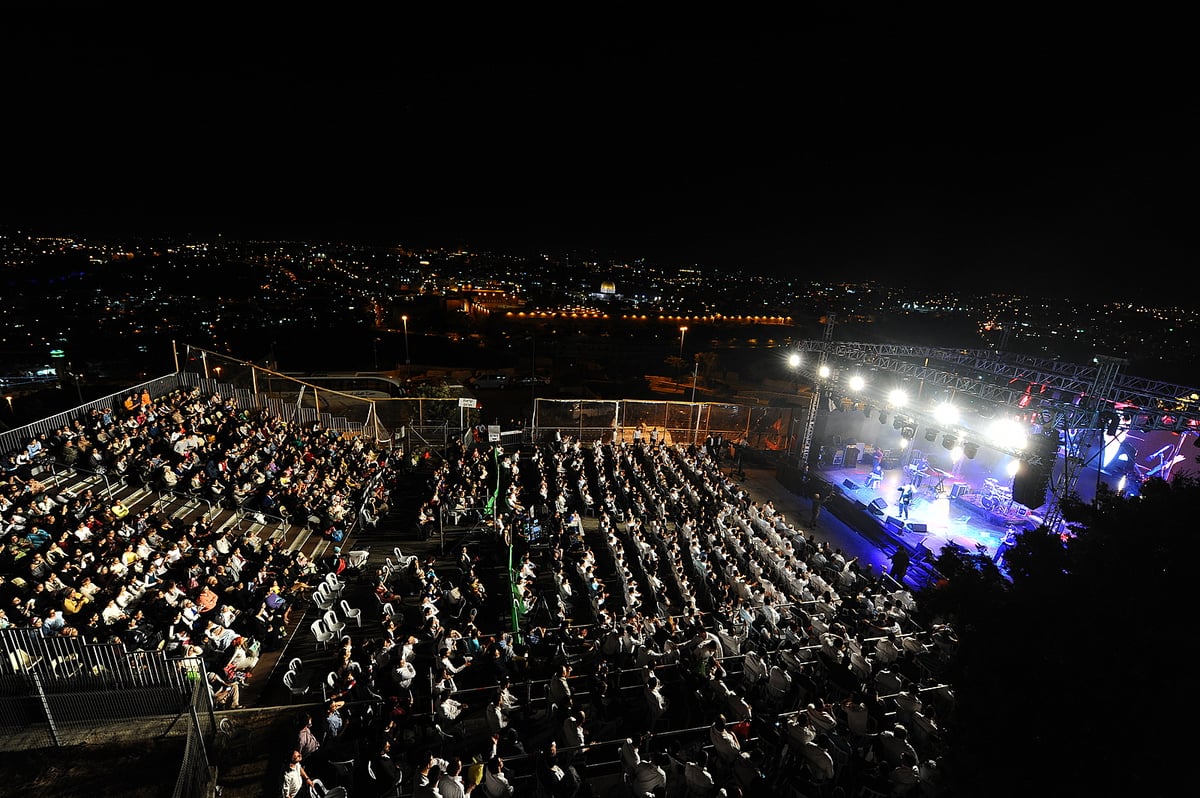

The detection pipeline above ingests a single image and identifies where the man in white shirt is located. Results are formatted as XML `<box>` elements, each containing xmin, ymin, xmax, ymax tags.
<box><xmin>683</xmin><ymin>750</ymin><xmax>716</xmax><ymax>798</ymax></box>
<box><xmin>631</xmin><ymin>752</ymin><xmax>668</xmax><ymax>798</ymax></box>
<box><xmin>393</xmin><ymin>656</ymin><xmax>417</xmax><ymax>691</ymax></box>
<box><xmin>436</xmin><ymin>690</ymin><xmax>468</xmax><ymax>731</ymax></box>
<box><xmin>643</xmin><ymin>673</ymin><xmax>669</xmax><ymax>731</ymax></box>
<box><xmin>482</xmin><ymin>756</ymin><xmax>514</xmax><ymax>798</ymax></box>
<box><xmin>485</xmin><ymin>692</ymin><xmax>512</xmax><ymax>738</ymax></box>
<box><xmin>709</xmin><ymin>715</ymin><xmax>743</xmax><ymax>769</ymax></box>
<box><xmin>437</xmin><ymin>758</ymin><xmax>469</xmax><ymax>798</ymax></box>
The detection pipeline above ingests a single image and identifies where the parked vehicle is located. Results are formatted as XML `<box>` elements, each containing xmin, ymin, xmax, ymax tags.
<box><xmin>473</xmin><ymin>374</ymin><xmax>509</xmax><ymax>389</ymax></box>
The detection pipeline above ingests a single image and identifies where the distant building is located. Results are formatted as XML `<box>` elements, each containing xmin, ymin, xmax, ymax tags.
<box><xmin>592</xmin><ymin>279</ymin><xmax>620</xmax><ymax>301</ymax></box>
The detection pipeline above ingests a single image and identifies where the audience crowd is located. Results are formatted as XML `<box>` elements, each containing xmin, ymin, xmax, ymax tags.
<box><xmin>2</xmin><ymin>384</ymin><xmax>960</xmax><ymax>798</ymax></box>
<box><xmin>286</xmin><ymin>430</ymin><xmax>960</xmax><ymax>798</ymax></box>
<box><xmin>0</xmin><ymin>385</ymin><xmax>392</xmax><ymax>703</ymax></box>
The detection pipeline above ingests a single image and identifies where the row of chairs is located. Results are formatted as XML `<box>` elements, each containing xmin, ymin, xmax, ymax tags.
<box><xmin>308</xmin><ymin>545</ymin><xmax>416</xmax><ymax>652</ymax></box>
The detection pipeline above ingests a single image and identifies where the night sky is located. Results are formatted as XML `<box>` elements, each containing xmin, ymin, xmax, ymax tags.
<box><xmin>4</xmin><ymin>15</ymin><xmax>1193</xmax><ymax>304</ymax></box>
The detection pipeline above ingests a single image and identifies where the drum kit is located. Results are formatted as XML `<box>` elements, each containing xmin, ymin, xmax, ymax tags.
<box><xmin>980</xmin><ymin>478</ymin><xmax>1014</xmax><ymax>513</ymax></box>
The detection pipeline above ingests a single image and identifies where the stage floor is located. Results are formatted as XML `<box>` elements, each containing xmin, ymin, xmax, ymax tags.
<box><xmin>816</xmin><ymin>460</ymin><xmax>1039</xmax><ymax>561</ymax></box>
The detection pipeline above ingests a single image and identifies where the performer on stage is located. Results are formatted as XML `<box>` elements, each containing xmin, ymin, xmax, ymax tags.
<box><xmin>865</xmin><ymin>459</ymin><xmax>884</xmax><ymax>489</ymax></box>
<box><xmin>910</xmin><ymin>456</ymin><xmax>929</xmax><ymax>488</ymax></box>
<box><xmin>897</xmin><ymin>484</ymin><xmax>915</xmax><ymax>520</ymax></box>
<box><xmin>993</xmin><ymin>527</ymin><xmax>1019</xmax><ymax>566</ymax></box>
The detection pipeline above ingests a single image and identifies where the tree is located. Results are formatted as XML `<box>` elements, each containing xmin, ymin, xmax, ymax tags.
<box><xmin>916</xmin><ymin>475</ymin><xmax>1193</xmax><ymax>797</ymax></box>
<box><xmin>663</xmin><ymin>355</ymin><xmax>686</xmax><ymax>381</ymax></box>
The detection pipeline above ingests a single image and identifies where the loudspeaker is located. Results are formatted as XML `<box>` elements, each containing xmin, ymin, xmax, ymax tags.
<box><xmin>843</xmin><ymin>446</ymin><xmax>860</xmax><ymax>468</ymax></box>
<box><xmin>1013</xmin><ymin>433</ymin><xmax>1058</xmax><ymax>508</ymax></box>
<box><xmin>842</xmin><ymin>479</ymin><xmax>861</xmax><ymax>491</ymax></box>
<box><xmin>950</xmin><ymin>482</ymin><xmax>970</xmax><ymax>499</ymax></box>
<box><xmin>885</xmin><ymin>516</ymin><xmax>904</xmax><ymax>531</ymax></box>
<box><xmin>906</xmin><ymin>522</ymin><xmax>928</xmax><ymax>533</ymax></box>
<box><xmin>869</xmin><ymin>498</ymin><xmax>889</xmax><ymax>515</ymax></box>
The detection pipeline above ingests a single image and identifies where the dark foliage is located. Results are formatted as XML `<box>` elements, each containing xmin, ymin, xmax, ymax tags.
<box><xmin>915</xmin><ymin>476</ymin><xmax>1191</xmax><ymax>796</ymax></box>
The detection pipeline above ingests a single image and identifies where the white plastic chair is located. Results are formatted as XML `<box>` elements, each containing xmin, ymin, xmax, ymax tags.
<box><xmin>381</xmin><ymin>602</ymin><xmax>400</xmax><ymax>623</ymax></box>
<box><xmin>313</xmin><ymin>583</ymin><xmax>337</xmax><ymax>612</ymax></box>
<box><xmin>284</xmin><ymin>668</ymin><xmax>310</xmax><ymax>702</ymax></box>
<box><xmin>393</xmin><ymin>547</ymin><xmax>418</xmax><ymax>569</ymax></box>
<box><xmin>311</xmin><ymin>619</ymin><xmax>335</xmax><ymax>650</ymax></box>
<box><xmin>340</xmin><ymin>599</ymin><xmax>363</xmax><ymax>628</ymax></box>
<box><xmin>345</xmin><ymin>548</ymin><xmax>370</xmax><ymax>570</ymax></box>
<box><xmin>323</xmin><ymin>609</ymin><xmax>346</xmax><ymax>637</ymax></box>
<box><xmin>325</xmin><ymin>572</ymin><xmax>346</xmax><ymax>597</ymax></box>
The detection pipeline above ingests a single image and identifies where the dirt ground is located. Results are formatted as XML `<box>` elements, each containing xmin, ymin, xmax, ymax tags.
<box><xmin>0</xmin><ymin>709</ymin><xmax>292</xmax><ymax>798</ymax></box>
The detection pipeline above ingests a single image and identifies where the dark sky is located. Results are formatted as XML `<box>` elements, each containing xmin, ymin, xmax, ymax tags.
<box><xmin>3</xmin><ymin>14</ymin><xmax>1194</xmax><ymax>303</ymax></box>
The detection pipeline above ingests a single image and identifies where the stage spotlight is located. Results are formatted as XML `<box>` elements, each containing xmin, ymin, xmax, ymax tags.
<box><xmin>893</xmin><ymin>418</ymin><xmax>903</xmax><ymax>430</ymax></box>
<box><xmin>963</xmin><ymin>442</ymin><xmax>979</xmax><ymax>459</ymax></box>
<box><xmin>863</xmin><ymin>405</ymin><xmax>873</xmax><ymax>419</ymax></box>
<box><xmin>901</xmin><ymin>424</ymin><xmax>916</xmax><ymax>441</ymax></box>
<box><xmin>942</xmin><ymin>434</ymin><xmax>957</xmax><ymax>450</ymax></box>
<box><xmin>879</xmin><ymin>411</ymin><xmax>888</xmax><ymax>424</ymax></box>
<box><xmin>924</xmin><ymin>429</ymin><xmax>938</xmax><ymax>443</ymax></box>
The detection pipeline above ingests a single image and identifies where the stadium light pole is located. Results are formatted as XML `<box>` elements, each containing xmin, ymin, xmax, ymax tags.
<box><xmin>678</xmin><ymin>326</ymin><xmax>688</xmax><ymax>388</ymax></box>
<box><xmin>401</xmin><ymin>316</ymin><xmax>411</xmax><ymax>365</ymax></box>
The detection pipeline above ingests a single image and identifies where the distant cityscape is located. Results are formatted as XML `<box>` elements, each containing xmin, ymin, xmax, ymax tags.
<box><xmin>3</xmin><ymin>228</ymin><xmax>1199</xmax><ymax>425</ymax></box>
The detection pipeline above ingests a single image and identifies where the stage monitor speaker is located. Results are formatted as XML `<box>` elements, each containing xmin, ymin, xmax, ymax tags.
<box><xmin>906</xmin><ymin>522</ymin><xmax>928</xmax><ymax>533</ymax></box>
<box><xmin>885</xmin><ymin>516</ymin><xmax>904</xmax><ymax>531</ymax></box>
<box><xmin>950</xmin><ymin>482</ymin><xmax>970</xmax><ymax>499</ymax></box>
<box><xmin>842</xmin><ymin>479</ymin><xmax>861</xmax><ymax>491</ymax></box>
<box><xmin>869</xmin><ymin>497</ymin><xmax>889</xmax><ymax>515</ymax></box>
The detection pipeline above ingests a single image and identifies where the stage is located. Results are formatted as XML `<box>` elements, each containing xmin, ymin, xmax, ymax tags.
<box><xmin>808</xmin><ymin>450</ymin><xmax>1041</xmax><ymax>564</ymax></box>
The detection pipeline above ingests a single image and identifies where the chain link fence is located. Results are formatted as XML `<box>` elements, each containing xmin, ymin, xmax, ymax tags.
<box><xmin>531</xmin><ymin>397</ymin><xmax>802</xmax><ymax>457</ymax></box>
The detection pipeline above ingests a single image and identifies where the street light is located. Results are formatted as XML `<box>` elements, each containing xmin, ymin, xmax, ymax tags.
<box><xmin>401</xmin><ymin>316</ymin><xmax>411</xmax><ymax>365</ymax></box>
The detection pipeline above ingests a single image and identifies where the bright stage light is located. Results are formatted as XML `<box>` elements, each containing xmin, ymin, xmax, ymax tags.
<box><xmin>818</xmin><ymin>364</ymin><xmax>831</xmax><ymax>379</ymax></box>
<box><xmin>1005</xmin><ymin>459</ymin><xmax>1020</xmax><ymax>478</ymax></box>
<box><xmin>933</xmin><ymin>402</ymin><xmax>959</xmax><ymax>426</ymax></box>
<box><xmin>898</xmin><ymin>438</ymin><xmax>909</xmax><ymax>449</ymax></box>
<box><xmin>989</xmin><ymin>418</ymin><xmax>1029</xmax><ymax>451</ymax></box>
<box><xmin>848</xmin><ymin>374</ymin><xmax>865</xmax><ymax>392</ymax></box>
<box><xmin>888</xmin><ymin>389</ymin><xmax>908</xmax><ymax>408</ymax></box>
<box><xmin>950</xmin><ymin>444</ymin><xmax>964</xmax><ymax>461</ymax></box>
<box><xmin>788</xmin><ymin>352</ymin><xmax>801</xmax><ymax>368</ymax></box>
